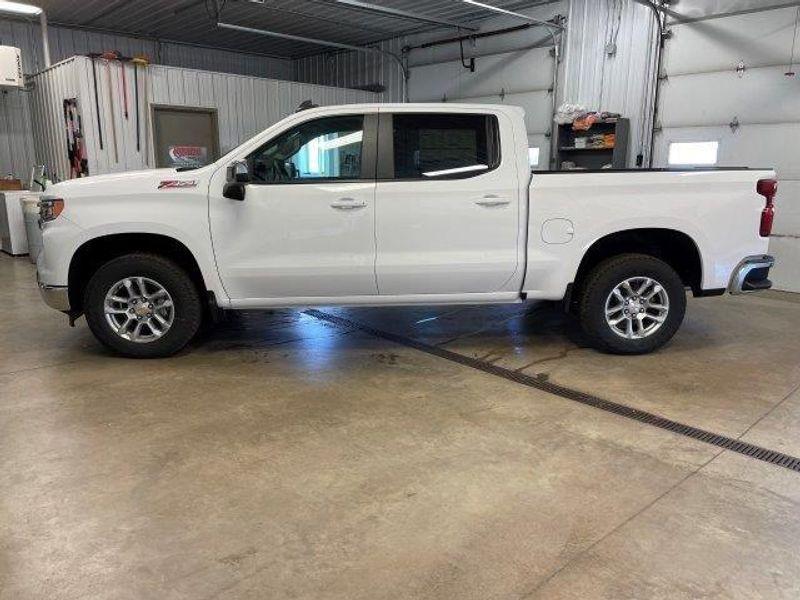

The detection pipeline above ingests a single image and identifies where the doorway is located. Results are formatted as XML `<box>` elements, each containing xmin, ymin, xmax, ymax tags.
<box><xmin>152</xmin><ymin>106</ymin><xmax>220</xmax><ymax>169</ymax></box>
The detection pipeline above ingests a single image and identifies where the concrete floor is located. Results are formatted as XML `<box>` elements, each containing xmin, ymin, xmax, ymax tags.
<box><xmin>2</xmin><ymin>252</ymin><xmax>800</xmax><ymax>600</ymax></box>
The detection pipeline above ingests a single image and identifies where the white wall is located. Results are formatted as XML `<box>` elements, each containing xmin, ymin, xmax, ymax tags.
<box><xmin>654</xmin><ymin>3</ymin><xmax>800</xmax><ymax>291</ymax></box>
<box><xmin>295</xmin><ymin>0</ymin><xmax>657</xmax><ymax>169</ymax></box>
<box><xmin>0</xmin><ymin>17</ymin><xmax>294</xmax><ymax>180</ymax></box>
<box><xmin>562</xmin><ymin>0</ymin><xmax>657</xmax><ymax>166</ymax></box>
<box><xmin>28</xmin><ymin>56</ymin><xmax>377</xmax><ymax>181</ymax></box>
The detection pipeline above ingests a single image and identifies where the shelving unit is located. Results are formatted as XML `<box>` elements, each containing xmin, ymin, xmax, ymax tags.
<box><xmin>554</xmin><ymin>118</ymin><xmax>629</xmax><ymax>170</ymax></box>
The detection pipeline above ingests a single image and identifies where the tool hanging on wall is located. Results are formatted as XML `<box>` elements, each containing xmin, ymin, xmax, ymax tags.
<box><xmin>100</xmin><ymin>51</ymin><xmax>120</xmax><ymax>163</ymax></box>
<box><xmin>787</xmin><ymin>6</ymin><xmax>799</xmax><ymax>77</ymax></box>
<box><xmin>120</xmin><ymin>59</ymin><xmax>129</xmax><ymax>120</ymax></box>
<box><xmin>132</xmin><ymin>55</ymin><xmax>151</xmax><ymax>165</ymax></box>
<box><xmin>133</xmin><ymin>60</ymin><xmax>141</xmax><ymax>152</ymax></box>
<box><xmin>89</xmin><ymin>55</ymin><xmax>104</xmax><ymax>150</ymax></box>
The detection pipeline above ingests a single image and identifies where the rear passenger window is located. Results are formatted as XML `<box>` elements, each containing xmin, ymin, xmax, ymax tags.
<box><xmin>392</xmin><ymin>114</ymin><xmax>500</xmax><ymax>179</ymax></box>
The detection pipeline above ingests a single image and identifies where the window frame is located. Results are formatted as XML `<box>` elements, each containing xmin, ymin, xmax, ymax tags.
<box><xmin>244</xmin><ymin>113</ymin><xmax>378</xmax><ymax>185</ymax></box>
<box><xmin>377</xmin><ymin>112</ymin><xmax>502</xmax><ymax>181</ymax></box>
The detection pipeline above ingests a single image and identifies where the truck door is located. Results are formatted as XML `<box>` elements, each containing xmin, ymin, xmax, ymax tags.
<box><xmin>209</xmin><ymin>112</ymin><xmax>379</xmax><ymax>302</ymax></box>
<box><xmin>374</xmin><ymin>111</ymin><xmax>522</xmax><ymax>295</ymax></box>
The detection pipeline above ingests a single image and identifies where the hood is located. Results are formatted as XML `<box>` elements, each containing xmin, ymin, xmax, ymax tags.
<box><xmin>47</xmin><ymin>167</ymin><xmax>211</xmax><ymax>196</ymax></box>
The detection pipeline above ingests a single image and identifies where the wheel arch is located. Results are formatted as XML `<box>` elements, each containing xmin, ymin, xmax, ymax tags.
<box><xmin>571</xmin><ymin>228</ymin><xmax>704</xmax><ymax>300</ymax></box>
<box><xmin>68</xmin><ymin>233</ymin><xmax>209</xmax><ymax>314</ymax></box>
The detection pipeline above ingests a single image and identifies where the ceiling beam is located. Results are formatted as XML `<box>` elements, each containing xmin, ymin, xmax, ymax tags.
<box><xmin>316</xmin><ymin>0</ymin><xmax>479</xmax><ymax>31</ymax></box>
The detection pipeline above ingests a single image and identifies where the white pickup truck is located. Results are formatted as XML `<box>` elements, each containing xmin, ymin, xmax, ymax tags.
<box><xmin>36</xmin><ymin>103</ymin><xmax>777</xmax><ymax>358</ymax></box>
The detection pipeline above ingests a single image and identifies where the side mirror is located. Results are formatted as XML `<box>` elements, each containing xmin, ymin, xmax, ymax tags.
<box><xmin>223</xmin><ymin>182</ymin><xmax>246</xmax><ymax>201</ymax></box>
<box><xmin>228</xmin><ymin>160</ymin><xmax>251</xmax><ymax>184</ymax></box>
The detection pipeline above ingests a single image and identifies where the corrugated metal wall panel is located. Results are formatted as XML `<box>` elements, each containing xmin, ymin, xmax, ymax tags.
<box><xmin>0</xmin><ymin>17</ymin><xmax>296</xmax><ymax>178</ymax></box>
<box><xmin>293</xmin><ymin>37</ymin><xmax>407</xmax><ymax>103</ymax></box>
<box><xmin>28</xmin><ymin>57</ymin><xmax>378</xmax><ymax>180</ymax></box>
<box><xmin>561</xmin><ymin>0</ymin><xmax>657</xmax><ymax>165</ymax></box>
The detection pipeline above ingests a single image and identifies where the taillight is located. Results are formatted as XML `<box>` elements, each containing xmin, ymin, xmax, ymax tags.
<box><xmin>39</xmin><ymin>198</ymin><xmax>64</xmax><ymax>223</ymax></box>
<box><xmin>756</xmin><ymin>178</ymin><xmax>777</xmax><ymax>237</ymax></box>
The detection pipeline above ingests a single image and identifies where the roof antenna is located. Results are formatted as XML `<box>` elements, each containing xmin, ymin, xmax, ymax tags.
<box><xmin>295</xmin><ymin>99</ymin><xmax>319</xmax><ymax>112</ymax></box>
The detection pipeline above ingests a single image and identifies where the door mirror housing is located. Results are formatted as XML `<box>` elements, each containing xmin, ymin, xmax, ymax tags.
<box><xmin>223</xmin><ymin>182</ymin><xmax>246</xmax><ymax>201</ymax></box>
<box><xmin>228</xmin><ymin>160</ymin><xmax>251</xmax><ymax>183</ymax></box>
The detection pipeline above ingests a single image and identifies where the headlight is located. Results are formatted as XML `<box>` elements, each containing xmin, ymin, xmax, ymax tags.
<box><xmin>39</xmin><ymin>198</ymin><xmax>65</xmax><ymax>222</ymax></box>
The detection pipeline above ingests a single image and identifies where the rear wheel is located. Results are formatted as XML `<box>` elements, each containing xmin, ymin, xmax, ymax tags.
<box><xmin>578</xmin><ymin>254</ymin><xmax>686</xmax><ymax>354</ymax></box>
<box><xmin>84</xmin><ymin>253</ymin><xmax>202</xmax><ymax>358</ymax></box>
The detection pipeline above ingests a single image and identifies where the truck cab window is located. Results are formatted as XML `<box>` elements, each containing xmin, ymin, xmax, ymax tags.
<box><xmin>248</xmin><ymin>115</ymin><xmax>364</xmax><ymax>183</ymax></box>
<box><xmin>392</xmin><ymin>114</ymin><xmax>500</xmax><ymax>179</ymax></box>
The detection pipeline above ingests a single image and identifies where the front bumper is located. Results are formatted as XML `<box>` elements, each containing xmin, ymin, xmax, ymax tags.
<box><xmin>38</xmin><ymin>280</ymin><xmax>71</xmax><ymax>311</ymax></box>
<box><xmin>728</xmin><ymin>255</ymin><xmax>775</xmax><ymax>294</ymax></box>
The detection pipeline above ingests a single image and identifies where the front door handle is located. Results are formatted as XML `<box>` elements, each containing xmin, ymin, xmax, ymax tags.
<box><xmin>330</xmin><ymin>198</ymin><xmax>367</xmax><ymax>210</ymax></box>
<box><xmin>475</xmin><ymin>195</ymin><xmax>511</xmax><ymax>207</ymax></box>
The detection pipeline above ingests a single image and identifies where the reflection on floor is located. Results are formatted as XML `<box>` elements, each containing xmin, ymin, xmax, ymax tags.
<box><xmin>2</xmin><ymin>253</ymin><xmax>800</xmax><ymax>599</ymax></box>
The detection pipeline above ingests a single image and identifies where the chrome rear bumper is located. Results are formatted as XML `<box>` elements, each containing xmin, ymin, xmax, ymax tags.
<box><xmin>728</xmin><ymin>255</ymin><xmax>775</xmax><ymax>294</ymax></box>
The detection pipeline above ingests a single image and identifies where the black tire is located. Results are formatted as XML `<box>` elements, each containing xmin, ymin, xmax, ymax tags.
<box><xmin>578</xmin><ymin>253</ymin><xmax>686</xmax><ymax>355</ymax></box>
<box><xmin>84</xmin><ymin>253</ymin><xmax>202</xmax><ymax>358</ymax></box>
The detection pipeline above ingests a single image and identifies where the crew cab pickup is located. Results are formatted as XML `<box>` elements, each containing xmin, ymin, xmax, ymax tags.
<box><xmin>36</xmin><ymin>103</ymin><xmax>777</xmax><ymax>358</ymax></box>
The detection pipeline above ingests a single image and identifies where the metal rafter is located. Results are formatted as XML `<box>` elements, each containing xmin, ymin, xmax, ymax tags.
<box><xmin>310</xmin><ymin>0</ymin><xmax>479</xmax><ymax>31</ymax></box>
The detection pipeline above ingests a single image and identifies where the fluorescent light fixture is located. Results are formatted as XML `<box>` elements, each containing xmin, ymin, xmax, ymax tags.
<box><xmin>318</xmin><ymin>130</ymin><xmax>363</xmax><ymax>151</ymax></box>
<box><xmin>0</xmin><ymin>1</ymin><xmax>42</xmax><ymax>15</ymax></box>
<box><xmin>668</xmin><ymin>141</ymin><xmax>719</xmax><ymax>166</ymax></box>
<box><xmin>423</xmin><ymin>164</ymin><xmax>488</xmax><ymax>177</ymax></box>
<box><xmin>528</xmin><ymin>147</ymin><xmax>540</xmax><ymax>167</ymax></box>
<box><xmin>463</xmin><ymin>0</ymin><xmax>530</xmax><ymax>20</ymax></box>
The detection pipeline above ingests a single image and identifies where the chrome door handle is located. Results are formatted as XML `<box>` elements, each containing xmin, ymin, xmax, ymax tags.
<box><xmin>475</xmin><ymin>196</ymin><xmax>510</xmax><ymax>207</ymax></box>
<box><xmin>330</xmin><ymin>198</ymin><xmax>367</xmax><ymax>210</ymax></box>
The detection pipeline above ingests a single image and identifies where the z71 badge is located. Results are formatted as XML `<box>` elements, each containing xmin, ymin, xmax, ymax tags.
<box><xmin>158</xmin><ymin>180</ymin><xmax>198</xmax><ymax>189</ymax></box>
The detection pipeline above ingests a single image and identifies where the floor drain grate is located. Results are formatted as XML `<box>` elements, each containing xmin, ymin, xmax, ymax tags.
<box><xmin>305</xmin><ymin>309</ymin><xmax>800</xmax><ymax>474</ymax></box>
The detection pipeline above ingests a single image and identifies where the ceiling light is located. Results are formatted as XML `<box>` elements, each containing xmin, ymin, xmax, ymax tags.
<box><xmin>462</xmin><ymin>0</ymin><xmax>529</xmax><ymax>21</ymax></box>
<box><xmin>0</xmin><ymin>1</ymin><xmax>42</xmax><ymax>15</ymax></box>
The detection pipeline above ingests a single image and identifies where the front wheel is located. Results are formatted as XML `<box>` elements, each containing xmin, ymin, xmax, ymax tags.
<box><xmin>84</xmin><ymin>253</ymin><xmax>202</xmax><ymax>358</ymax></box>
<box><xmin>578</xmin><ymin>254</ymin><xmax>687</xmax><ymax>355</ymax></box>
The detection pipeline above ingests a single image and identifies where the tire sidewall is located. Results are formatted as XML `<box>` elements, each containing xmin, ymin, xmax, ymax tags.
<box><xmin>84</xmin><ymin>255</ymin><xmax>202</xmax><ymax>358</ymax></box>
<box><xmin>581</xmin><ymin>254</ymin><xmax>687</xmax><ymax>354</ymax></box>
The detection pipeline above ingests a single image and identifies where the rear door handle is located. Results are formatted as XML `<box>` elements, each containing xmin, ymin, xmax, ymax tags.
<box><xmin>330</xmin><ymin>198</ymin><xmax>367</xmax><ymax>210</ymax></box>
<box><xmin>475</xmin><ymin>195</ymin><xmax>511</xmax><ymax>207</ymax></box>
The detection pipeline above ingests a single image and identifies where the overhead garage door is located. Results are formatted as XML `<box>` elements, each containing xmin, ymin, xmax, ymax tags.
<box><xmin>652</xmin><ymin>3</ymin><xmax>800</xmax><ymax>292</ymax></box>
<box><xmin>408</xmin><ymin>44</ymin><xmax>556</xmax><ymax>170</ymax></box>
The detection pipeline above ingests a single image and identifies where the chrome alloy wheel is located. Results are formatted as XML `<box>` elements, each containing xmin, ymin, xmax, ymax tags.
<box><xmin>103</xmin><ymin>277</ymin><xmax>174</xmax><ymax>343</ymax></box>
<box><xmin>604</xmin><ymin>276</ymin><xmax>670</xmax><ymax>340</ymax></box>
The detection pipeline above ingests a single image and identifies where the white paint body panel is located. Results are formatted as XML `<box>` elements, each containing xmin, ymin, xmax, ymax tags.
<box><xmin>374</xmin><ymin>105</ymin><xmax>528</xmax><ymax>296</ymax></box>
<box><xmin>36</xmin><ymin>103</ymin><xmax>773</xmax><ymax>311</ymax></box>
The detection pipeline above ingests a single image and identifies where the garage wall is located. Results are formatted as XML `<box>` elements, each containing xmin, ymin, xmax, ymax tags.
<box><xmin>653</xmin><ymin>3</ymin><xmax>800</xmax><ymax>291</ymax></box>
<box><xmin>296</xmin><ymin>2</ymin><xmax>567</xmax><ymax>169</ymax></box>
<box><xmin>29</xmin><ymin>57</ymin><xmax>378</xmax><ymax>181</ymax></box>
<box><xmin>293</xmin><ymin>37</ymin><xmax>407</xmax><ymax>103</ymax></box>
<box><xmin>562</xmin><ymin>0</ymin><xmax>657</xmax><ymax>166</ymax></box>
<box><xmin>0</xmin><ymin>17</ymin><xmax>294</xmax><ymax>181</ymax></box>
<box><xmin>295</xmin><ymin>0</ymin><xmax>658</xmax><ymax>170</ymax></box>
